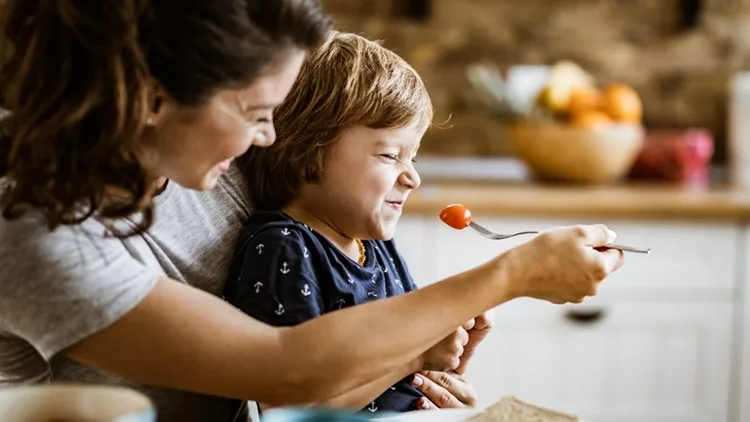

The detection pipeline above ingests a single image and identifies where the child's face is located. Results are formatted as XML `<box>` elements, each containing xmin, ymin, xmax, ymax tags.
<box><xmin>305</xmin><ymin>121</ymin><xmax>424</xmax><ymax>240</ymax></box>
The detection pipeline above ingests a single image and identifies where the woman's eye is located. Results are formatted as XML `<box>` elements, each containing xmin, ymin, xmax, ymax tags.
<box><xmin>241</xmin><ymin>108</ymin><xmax>272</xmax><ymax>124</ymax></box>
<box><xmin>411</xmin><ymin>158</ymin><xmax>419</xmax><ymax>164</ymax></box>
<box><xmin>379</xmin><ymin>154</ymin><xmax>397</xmax><ymax>161</ymax></box>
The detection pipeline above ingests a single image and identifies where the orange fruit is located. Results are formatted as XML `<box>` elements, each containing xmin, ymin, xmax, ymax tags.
<box><xmin>570</xmin><ymin>110</ymin><xmax>612</xmax><ymax>128</ymax></box>
<box><xmin>568</xmin><ymin>87</ymin><xmax>603</xmax><ymax>118</ymax></box>
<box><xmin>602</xmin><ymin>83</ymin><xmax>642</xmax><ymax>122</ymax></box>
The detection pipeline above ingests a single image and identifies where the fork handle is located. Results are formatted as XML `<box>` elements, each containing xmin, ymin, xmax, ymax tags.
<box><xmin>603</xmin><ymin>244</ymin><xmax>651</xmax><ymax>254</ymax></box>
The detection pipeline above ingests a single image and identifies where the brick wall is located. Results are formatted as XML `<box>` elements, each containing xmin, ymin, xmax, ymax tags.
<box><xmin>321</xmin><ymin>0</ymin><xmax>750</xmax><ymax>161</ymax></box>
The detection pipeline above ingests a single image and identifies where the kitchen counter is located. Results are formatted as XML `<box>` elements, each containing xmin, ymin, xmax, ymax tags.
<box><xmin>404</xmin><ymin>181</ymin><xmax>750</xmax><ymax>221</ymax></box>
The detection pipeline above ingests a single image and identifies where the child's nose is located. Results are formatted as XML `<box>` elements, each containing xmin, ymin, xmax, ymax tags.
<box><xmin>400</xmin><ymin>167</ymin><xmax>421</xmax><ymax>190</ymax></box>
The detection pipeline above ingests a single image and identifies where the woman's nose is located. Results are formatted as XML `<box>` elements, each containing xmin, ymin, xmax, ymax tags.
<box><xmin>252</xmin><ymin>124</ymin><xmax>276</xmax><ymax>148</ymax></box>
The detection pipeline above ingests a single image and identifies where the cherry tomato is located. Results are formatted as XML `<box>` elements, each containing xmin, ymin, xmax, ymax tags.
<box><xmin>439</xmin><ymin>204</ymin><xmax>472</xmax><ymax>230</ymax></box>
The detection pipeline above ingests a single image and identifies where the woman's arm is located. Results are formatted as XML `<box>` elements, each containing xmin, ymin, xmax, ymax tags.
<box><xmin>260</xmin><ymin>323</ymin><xmax>471</xmax><ymax>411</ymax></box>
<box><xmin>66</xmin><ymin>224</ymin><xmax>624</xmax><ymax>406</ymax></box>
<box><xmin>65</xmin><ymin>261</ymin><xmax>495</xmax><ymax>406</ymax></box>
<box><xmin>260</xmin><ymin>358</ymin><xmax>422</xmax><ymax>412</ymax></box>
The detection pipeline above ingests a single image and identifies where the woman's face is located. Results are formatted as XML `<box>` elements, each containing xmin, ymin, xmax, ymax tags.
<box><xmin>145</xmin><ymin>50</ymin><xmax>306</xmax><ymax>190</ymax></box>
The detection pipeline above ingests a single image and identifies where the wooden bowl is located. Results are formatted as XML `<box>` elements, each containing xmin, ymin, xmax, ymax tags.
<box><xmin>509</xmin><ymin>121</ymin><xmax>645</xmax><ymax>184</ymax></box>
<box><xmin>0</xmin><ymin>385</ymin><xmax>155</xmax><ymax>422</ymax></box>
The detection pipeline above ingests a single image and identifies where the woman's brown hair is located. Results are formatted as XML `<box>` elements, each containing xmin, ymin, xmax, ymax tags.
<box><xmin>0</xmin><ymin>0</ymin><xmax>331</xmax><ymax>235</ymax></box>
<box><xmin>241</xmin><ymin>31</ymin><xmax>433</xmax><ymax>211</ymax></box>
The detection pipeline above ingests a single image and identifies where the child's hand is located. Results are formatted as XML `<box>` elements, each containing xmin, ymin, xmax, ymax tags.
<box><xmin>422</xmin><ymin>319</ymin><xmax>473</xmax><ymax>371</ymax></box>
<box><xmin>455</xmin><ymin>309</ymin><xmax>494</xmax><ymax>375</ymax></box>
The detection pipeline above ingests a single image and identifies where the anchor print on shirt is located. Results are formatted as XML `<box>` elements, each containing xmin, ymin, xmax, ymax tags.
<box><xmin>274</xmin><ymin>303</ymin><xmax>285</xmax><ymax>315</ymax></box>
<box><xmin>371</xmin><ymin>274</ymin><xmax>377</xmax><ymax>284</ymax></box>
<box><xmin>336</xmin><ymin>298</ymin><xmax>346</xmax><ymax>309</ymax></box>
<box><xmin>301</xmin><ymin>284</ymin><xmax>312</xmax><ymax>296</ymax></box>
<box><xmin>394</xmin><ymin>279</ymin><xmax>403</xmax><ymax>289</ymax></box>
<box><xmin>367</xmin><ymin>402</ymin><xmax>378</xmax><ymax>412</ymax></box>
<box><xmin>281</xmin><ymin>228</ymin><xmax>291</xmax><ymax>236</ymax></box>
<box><xmin>256</xmin><ymin>244</ymin><xmax>264</xmax><ymax>255</ymax></box>
<box><xmin>254</xmin><ymin>281</ymin><xmax>263</xmax><ymax>294</ymax></box>
<box><xmin>303</xmin><ymin>247</ymin><xmax>310</xmax><ymax>258</ymax></box>
<box><xmin>367</xmin><ymin>291</ymin><xmax>378</xmax><ymax>298</ymax></box>
<box><xmin>280</xmin><ymin>262</ymin><xmax>291</xmax><ymax>274</ymax></box>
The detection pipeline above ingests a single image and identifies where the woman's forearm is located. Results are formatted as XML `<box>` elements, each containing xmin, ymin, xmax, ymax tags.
<box><xmin>317</xmin><ymin>358</ymin><xmax>421</xmax><ymax>410</ymax></box>
<box><xmin>272</xmin><ymin>257</ymin><xmax>513</xmax><ymax>402</ymax></box>
<box><xmin>262</xmin><ymin>357</ymin><xmax>421</xmax><ymax>410</ymax></box>
<box><xmin>65</xmin><ymin>255</ymin><xmax>514</xmax><ymax>406</ymax></box>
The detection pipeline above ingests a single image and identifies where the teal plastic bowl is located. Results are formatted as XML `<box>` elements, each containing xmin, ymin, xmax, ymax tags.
<box><xmin>261</xmin><ymin>408</ymin><xmax>388</xmax><ymax>422</ymax></box>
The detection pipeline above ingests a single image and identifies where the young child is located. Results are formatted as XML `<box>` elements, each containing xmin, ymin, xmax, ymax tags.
<box><xmin>224</xmin><ymin>31</ymin><xmax>468</xmax><ymax>413</ymax></box>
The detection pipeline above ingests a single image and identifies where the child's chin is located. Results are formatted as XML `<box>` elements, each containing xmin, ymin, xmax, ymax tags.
<box><xmin>376</xmin><ymin>226</ymin><xmax>397</xmax><ymax>241</ymax></box>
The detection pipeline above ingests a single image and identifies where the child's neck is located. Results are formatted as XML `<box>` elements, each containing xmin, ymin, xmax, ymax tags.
<box><xmin>282</xmin><ymin>202</ymin><xmax>363</xmax><ymax>264</ymax></box>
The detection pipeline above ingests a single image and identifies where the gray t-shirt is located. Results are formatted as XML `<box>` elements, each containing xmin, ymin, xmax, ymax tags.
<box><xmin>0</xmin><ymin>165</ymin><xmax>253</xmax><ymax>422</ymax></box>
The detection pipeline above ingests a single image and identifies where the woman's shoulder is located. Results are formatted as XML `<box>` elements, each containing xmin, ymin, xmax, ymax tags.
<box><xmin>0</xmin><ymin>211</ymin><xmax>160</xmax><ymax>360</ymax></box>
<box><xmin>0</xmin><ymin>209</ymin><xmax>159</xmax><ymax>284</ymax></box>
<box><xmin>0</xmin><ymin>209</ymin><xmax>111</xmax><ymax>251</ymax></box>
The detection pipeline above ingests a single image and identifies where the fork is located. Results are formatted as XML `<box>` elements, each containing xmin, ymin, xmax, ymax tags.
<box><xmin>469</xmin><ymin>221</ymin><xmax>651</xmax><ymax>254</ymax></box>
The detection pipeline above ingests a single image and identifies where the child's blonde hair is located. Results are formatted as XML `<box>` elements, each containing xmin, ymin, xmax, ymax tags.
<box><xmin>241</xmin><ymin>30</ymin><xmax>433</xmax><ymax>210</ymax></box>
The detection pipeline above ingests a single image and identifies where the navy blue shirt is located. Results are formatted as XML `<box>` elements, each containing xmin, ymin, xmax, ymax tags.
<box><xmin>224</xmin><ymin>211</ymin><xmax>424</xmax><ymax>413</ymax></box>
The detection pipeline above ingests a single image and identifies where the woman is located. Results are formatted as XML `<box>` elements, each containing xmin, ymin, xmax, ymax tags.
<box><xmin>0</xmin><ymin>1</ymin><xmax>625</xmax><ymax>421</ymax></box>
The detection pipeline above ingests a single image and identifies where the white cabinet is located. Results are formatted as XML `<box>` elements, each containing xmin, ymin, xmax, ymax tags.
<box><xmin>394</xmin><ymin>216</ymin><xmax>743</xmax><ymax>422</ymax></box>
<box><xmin>463</xmin><ymin>299</ymin><xmax>734</xmax><ymax>422</ymax></box>
<box><xmin>392</xmin><ymin>215</ymin><xmax>429</xmax><ymax>287</ymax></box>
<box><xmin>740</xmin><ymin>229</ymin><xmax>750</xmax><ymax>422</ymax></box>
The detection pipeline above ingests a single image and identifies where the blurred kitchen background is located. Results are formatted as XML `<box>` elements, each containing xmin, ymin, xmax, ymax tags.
<box><xmin>320</xmin><ymin>1</ymin><xmax>750</xmax><ymax>421</ymax></box>
<box><xmin>323</xmin><ymin>0</ymin><xmax>750</xmax><ymax>186</ymax></box>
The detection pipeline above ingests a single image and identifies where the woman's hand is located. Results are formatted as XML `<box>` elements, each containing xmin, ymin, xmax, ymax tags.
<box><xmin>500</xmin><ymin>224</ymin><xmax>625</xmax><ymax>304</ymax></box>
<box><xmin>411</xmin><ymin>371</ymin><xmax>477</xmax><ymax>409</ymax></box>
<box><xmin>421</xmin><ymin>320</ymin><xmax>473</xmax><ymax>372</ymax></box>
